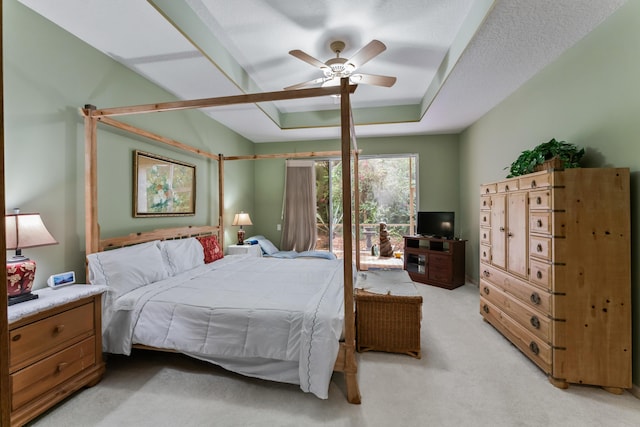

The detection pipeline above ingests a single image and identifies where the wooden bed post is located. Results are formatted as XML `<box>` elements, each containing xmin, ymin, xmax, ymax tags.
<box><xmin>353</xmin><ymin>149</ymin><xmax>360</xmax><ymax>271</ymax></box>
<box><xmin>0</xmin><ymin>1</ymin><xmax>12</xmax><ymax>421</ymax></box>
<box><xmin>84</xmin><ymin>105</ymin><xmax>99</xmax><ymax>255</ymax></box>
<box><xmin>340</xmin><ymin>78</ymin><xmax>361</xmax><ymax>404</ymax></box>
<box><xmin>218</xmin><ymin>153</ymin><xmax>224</xmax><ymax>248</ymax></box>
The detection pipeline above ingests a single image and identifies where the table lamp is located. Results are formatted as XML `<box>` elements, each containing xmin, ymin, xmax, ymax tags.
<box><xmin>232</xmin><ymin>211</ymin><xmax>252</xmax><ymax>245</ymax></box>
<box><xmin>5</xmin><ymin>209</ymin><xmax>58</xmax><ymax>305</ymax></box>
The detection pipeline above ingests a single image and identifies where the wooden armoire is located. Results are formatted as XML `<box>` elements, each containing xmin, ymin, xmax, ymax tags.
<box><xmin>479</xmin><ymin>168</ymin><xmax>631</xmax><ymax>392</ymax></box>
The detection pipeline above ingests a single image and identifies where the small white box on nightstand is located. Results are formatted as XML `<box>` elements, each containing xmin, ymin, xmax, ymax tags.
<box><xmin>227</xmin><ymin>244</ymin><xmax>262</xmax><ymax>257</ymax></box>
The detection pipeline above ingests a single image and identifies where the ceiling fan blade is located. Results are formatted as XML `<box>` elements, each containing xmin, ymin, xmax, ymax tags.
<box><xmin>351</xmin><ymin>73</ymin><xmax>397</xmax><ymax>87</ymax></box>
<box><xmin>284</xmin><ymin>77</ymin><xmax>326</xmax><ymax>90</ymax></box>
<box><xmin>289</xmin><ymin>49</ymin><xmax>329</xmax><ymax>70</ymax></box>
<box><xmin>345</xmin><ymin>40</ymin><xmax>386</xmax><ymax>69</ymax></box>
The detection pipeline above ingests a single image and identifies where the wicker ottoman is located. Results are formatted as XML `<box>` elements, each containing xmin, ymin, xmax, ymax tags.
<box><xmin>355</xmin><ymin>270</ymin><xmax>423</xmax><ymax>358</ymax></box>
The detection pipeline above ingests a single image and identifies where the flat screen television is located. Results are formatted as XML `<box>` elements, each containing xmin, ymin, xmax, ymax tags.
<box><xmin>417</xmin><ymin>211</ymin><xmax>455</xmax><ymax>239</ymax></box>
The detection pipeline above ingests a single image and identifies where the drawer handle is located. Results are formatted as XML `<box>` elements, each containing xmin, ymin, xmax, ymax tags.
<box><xmin>53</xmin><ymin>324</ymin><xmax>65</xmax><ymax>335</ymax></box>
<box><xmin>483</xmin><ymin>216</ymin><xmax>487</xmax><ymax>222</ymax></box>
<box><xmin>530</xmin><ymin>316</ymin><xmax>541</xmax><ymax>329</ymax></box>
<box><xmin>482</xmin><ymin>304</ymin><xmax>490</xmax><ymax>314</ymax></box>
<box><xmin>507</xmin><ymin>232</ymin><xmax>514</xmax><ymax>237</ymax></box>
<box><xmin>537</xmin><ymin>244</ymin><xmax>543</xmax><ymax>252</ymax></box>
<box><xmin>537</xmin><ymin>219</ymin><xmax>543</xmax><ymax>227</ymax></box>
<box><xmin>531</xmin><ymin>180</ymin><xmax>537</xmax><ymax>188</ymax></box>
<box><xmin>536</xmin><ymin>271</ymin><xmax>543</xmax><ymax>279</ymax></box>
<box><xmin>499</xmin><ymin>227</ymin><xmax>505</xmax><ymax>232</ymax></box>
<box><xmin>485</xmin><ymin>188</ymin><xmax>490</xmax><ymax>194</ymax></box>
<box><xmin>536</xmin><ymin>196</ymin><xmax>542</xmax><ymax>205</ymax></box>
<box><xmin>56</xmin><ymin>362</ymin><xmax>69</xmax><ymax>373</ymax></box>
<box><xmin>483</xmin><ymin>286</ymin><xmax>490</xmax><ymax>295</ymax></box>
<box><xmin>529</xmin><ymin>341</ymin><xmax>540</xmax><ymax>355</ymax></box>
<box><xmin>530</xmin><ymin>292</ymin><xmax>541</xmax><ymax>305</ymax></box>
<box><xmin>483</xmin><ymin>270</ymin><xmax>491</xmax><ymax>278</ymax></box>
<box><xmin>505</xmin><ymin>185</ymin><xmax>509</xmax><ymax>191</ymax></box>
<box><xmin>483</xmin><ymin>232</ymin><xmax>487</xmax><ymax>239</ymax></box>
<box><xmin>12</xmin><ymin>334</ymin><xmax>21</xmax><ymax>342</ymax></box>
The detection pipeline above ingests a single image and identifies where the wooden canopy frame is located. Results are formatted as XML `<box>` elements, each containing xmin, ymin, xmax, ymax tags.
<box><xmin>81</xmin><ymin>79</ymin><xmax>362</xmax><ymax>403</ymax></box>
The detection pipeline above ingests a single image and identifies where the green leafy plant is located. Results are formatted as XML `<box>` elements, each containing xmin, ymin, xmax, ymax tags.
<box><xmin>506</xmin><ymin>138</ymin><xmax>585</xmax><ymax>178</ymax></box>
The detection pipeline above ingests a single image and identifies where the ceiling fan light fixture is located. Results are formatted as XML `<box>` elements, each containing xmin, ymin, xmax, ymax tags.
<box><xmin>286</xmin><ymin>39</ymin><xmax>396</xmax><ymax>90</ymax></box>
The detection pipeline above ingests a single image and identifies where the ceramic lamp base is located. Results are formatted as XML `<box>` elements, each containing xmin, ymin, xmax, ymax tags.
<box><xmin>7</xmin><ymin>258</ymin><xmax>38</xmax><ymax>305</ymax></box>
<box><xmin>237</xmin><ymin>229</ymin><xmax>246</xmax><ymax>245</ymax></box>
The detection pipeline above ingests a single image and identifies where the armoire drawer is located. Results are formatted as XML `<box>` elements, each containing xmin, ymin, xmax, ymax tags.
<box><xmin>529</xmin><ymin>235</ymin><xmax>552</xmax><ymax>261</ymax></box>
<box><xmin>480</xmin><ymin>196</ymin><xmax>491</xmax><ymax>210</ymax></box>
<box><xmin>519</xmin><ymin>172</ymin><xmax>552</xmax><ymax>190</ymax></box>
<box><xmin>529</xmin><ymin>190</ymin><xmax>552</xmax><ymax>210</ymax></box>
<box><xmin>480</xmin><ymin>280</ymin><xmax>551</xmax><ymax>343</ymax></box>
<box><xmin>480</xmin><ymin>245</ymin><xmax>491</xmax><ymax>264</ymax></box>
<box><xmin>480</xmin><ymin>212</ymin><xmax>491</xmax><ymax>227</ymax></box>
<box><xmin>529</xmin><ymin>258</ymin><xmax>553</xmax><ymax>290</ymax></box>
<box><xmin>480</xmin><ymin>298</ymin><xmax>552</xmax><ymax>373</ymax></box>
<box><xmin>9</xmin><ymin>302</ymin><xmax>94</xmax><ymax>371</ymax></box>
<box><xmin>480</xmin><ymin>264</ymin><xmax>552</xmax><ymax>315</ymax></box>
<box><xmin>481</xmin><ymin>183</ymin><xmax>497</xmax><ymax>195</ymax></box>
<box><xmin>530</xmin><ymin>212</ymin><xmax>552</xmax><ymax>235</ymax></box>
<box><xmin>497</xmin><ymin>179</ymin><xmax>519</xmax><ymax>193</ymax></box>
<box><xmin>480</xmin><ymin>228</ymin><xmax>491</xmax><ymax>245</ymax></box>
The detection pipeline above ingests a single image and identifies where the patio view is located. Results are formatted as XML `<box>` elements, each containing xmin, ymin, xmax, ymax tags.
<box><xmin>315</xmin><ymin>155</ymin><xmax>416</xmax><ymax>269</ymax></box>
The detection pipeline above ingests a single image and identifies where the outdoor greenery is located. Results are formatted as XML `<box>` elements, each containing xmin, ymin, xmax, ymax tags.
<box><xmin>315</xmin><ymin>157</ymin><xmax>415</xmax><ymax>251</ymax></box>
<box><xmin>506</xmin><ymin>138</ymin><xmax>585</xmax><ymax>178</ymax></box>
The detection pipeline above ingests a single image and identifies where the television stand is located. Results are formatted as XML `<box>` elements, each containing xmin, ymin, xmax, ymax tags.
<box><xmin>403</xmin><ymin>235</ymin><xmax>466</xmax><ymax>289</ymax></box>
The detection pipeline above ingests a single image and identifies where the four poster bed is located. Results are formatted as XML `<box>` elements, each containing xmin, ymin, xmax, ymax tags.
<box><xmin>81</xmin><ymin>80</ymin><xmax>362</xmax><ymax>403</ymax></box>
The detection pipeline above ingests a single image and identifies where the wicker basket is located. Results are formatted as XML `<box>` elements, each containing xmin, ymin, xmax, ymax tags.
<box><xmin>355</xmin><ymin>289</ymin><xmax>422</xmax><ymax>358</ymax></box>
<box><xmin>534</xmin><ymin>157</ymin><xmax>564</xmax><ymax>172</ymax></box>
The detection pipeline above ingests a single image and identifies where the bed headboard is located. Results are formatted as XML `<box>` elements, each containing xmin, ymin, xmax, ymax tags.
<box><xmin>98</xmin><ymin>225</ymin><xmax>220</xmax><ymax>252</ymax></box>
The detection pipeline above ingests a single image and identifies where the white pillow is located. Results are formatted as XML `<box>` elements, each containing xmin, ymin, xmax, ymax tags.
<box><xmin>86</xmin><ymin>241</ymin><xmax>169</xmax><ymax>296</ymax></box>
<box><xmin>247</xmin><ymin>235</ymin><xmax>280</xmax><ymax>255</ymax></box>
<box><xmin>159</xmin><ymin>238</ymin><xmax>205</xmax><ymax>275</ymax></box>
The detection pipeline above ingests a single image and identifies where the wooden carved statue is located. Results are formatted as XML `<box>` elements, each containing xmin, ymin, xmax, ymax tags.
<box><xmin>379</xmin><ymin>222</ymin><xmax>393</xmax><ymax>257</ymax></box>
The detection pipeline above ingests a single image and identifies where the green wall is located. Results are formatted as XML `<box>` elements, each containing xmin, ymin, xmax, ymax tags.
<box><xmin>253</xmin><ymin>134</ymin><xmax>460</xmax><ymax>245</ymax></box>
<box><xmin>3</xmin><ymin>0</ymin><xmax>254</xmax><ymax>286</ymax></box>
<box><xmin>459</xmin><ymin>0</ymin><xmax>640</xmax><ymax>387</ymax></box>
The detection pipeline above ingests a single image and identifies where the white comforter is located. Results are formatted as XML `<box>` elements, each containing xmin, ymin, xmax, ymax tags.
<box><xmin>102</xmin><ymin>255</ymin><xmax>345</xmax><ymax>399</ymax></box>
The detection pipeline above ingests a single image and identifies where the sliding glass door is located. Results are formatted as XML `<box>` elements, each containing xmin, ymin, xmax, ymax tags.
<box><xmin>315</xmin><ymin>155</ymin><xmax>417</xmax><ymax>262</ymax></box>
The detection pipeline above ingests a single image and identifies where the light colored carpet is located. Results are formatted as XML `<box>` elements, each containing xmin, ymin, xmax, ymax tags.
<box><xmin>28</xmin><ymin>283</ymin><xmax>639</xmax><ymax>427</ymax></box>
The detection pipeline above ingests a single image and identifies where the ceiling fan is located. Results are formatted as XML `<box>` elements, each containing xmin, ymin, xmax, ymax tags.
<box><xmin>284</xmin><ymin>39</ymin><xmax>397</xmax><ymax>90</ymax></box>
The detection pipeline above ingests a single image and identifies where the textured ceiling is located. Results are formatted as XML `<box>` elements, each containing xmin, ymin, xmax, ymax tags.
<box><xmin>18</xmin><ymin>0</ymin><xmax>627</xmax><ymax>142</ymax></box>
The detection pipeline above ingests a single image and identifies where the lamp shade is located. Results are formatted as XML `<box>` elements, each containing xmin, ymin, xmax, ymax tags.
<box><xmin>232</xmin><ymin>212</ymin><xmax>252</xmax><ymax>227</ymax></box>
<box><xmin>6</xmin><ymin>211</ymin><xmax>58</xmax><ymax>305</ymax></box>
<box><xmin>5</xmin><ymin>212</ymin><xmax>58</xmax><ymax>251</ymax></box>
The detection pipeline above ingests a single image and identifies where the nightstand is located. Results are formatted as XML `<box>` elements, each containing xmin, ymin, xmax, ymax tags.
<box><xmin>227</xmin><ymin>244</ymin><xmax>263</xmax><ymax>257</ymax></box>
<box><xmin>7</xmin><ymin>285</ymin><xmax>108</xmax><ymax>426</ymax></box>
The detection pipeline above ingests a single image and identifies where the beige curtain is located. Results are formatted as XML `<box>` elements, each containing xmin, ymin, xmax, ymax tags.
<box><xmin>281</xmin><ymin>160</ymin><xmax>317</xmax><ymax>251</ymax></box>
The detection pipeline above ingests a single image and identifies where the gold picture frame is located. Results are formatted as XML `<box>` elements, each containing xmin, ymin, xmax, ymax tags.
<box><xmin>133</xmin><ymin>150</ymin><xmax>196</xmax><ymax>217</ymax></box>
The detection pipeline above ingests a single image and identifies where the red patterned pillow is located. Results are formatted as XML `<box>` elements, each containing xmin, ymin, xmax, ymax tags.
<box><xmin>197</xmin><ymin>235</ymin><xmax>224</xmax><ymax>263</ymax></box>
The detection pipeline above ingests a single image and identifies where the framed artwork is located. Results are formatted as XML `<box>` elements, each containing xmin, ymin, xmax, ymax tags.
<box><xmin>133</xmin><ymin>150</ymin><xmax>196</xmax><ymax>217</ymax></box>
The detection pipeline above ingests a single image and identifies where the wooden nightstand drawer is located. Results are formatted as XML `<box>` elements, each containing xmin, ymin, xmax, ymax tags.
<box><xmin>9</xmin><ymin>302</ymin><xmax>94</xmax><ymax>371</ymax></box>
<box><xmin>11</xmin><ymin>336</ymin><xmax>96</xmax><ymax>411</ymax></box>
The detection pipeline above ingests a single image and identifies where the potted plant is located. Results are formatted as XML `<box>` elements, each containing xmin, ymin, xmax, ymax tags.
<box><xmin>506</xmin><ymin>138</ymin><xmax>585</xmax><ymax>178</ymax></box>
